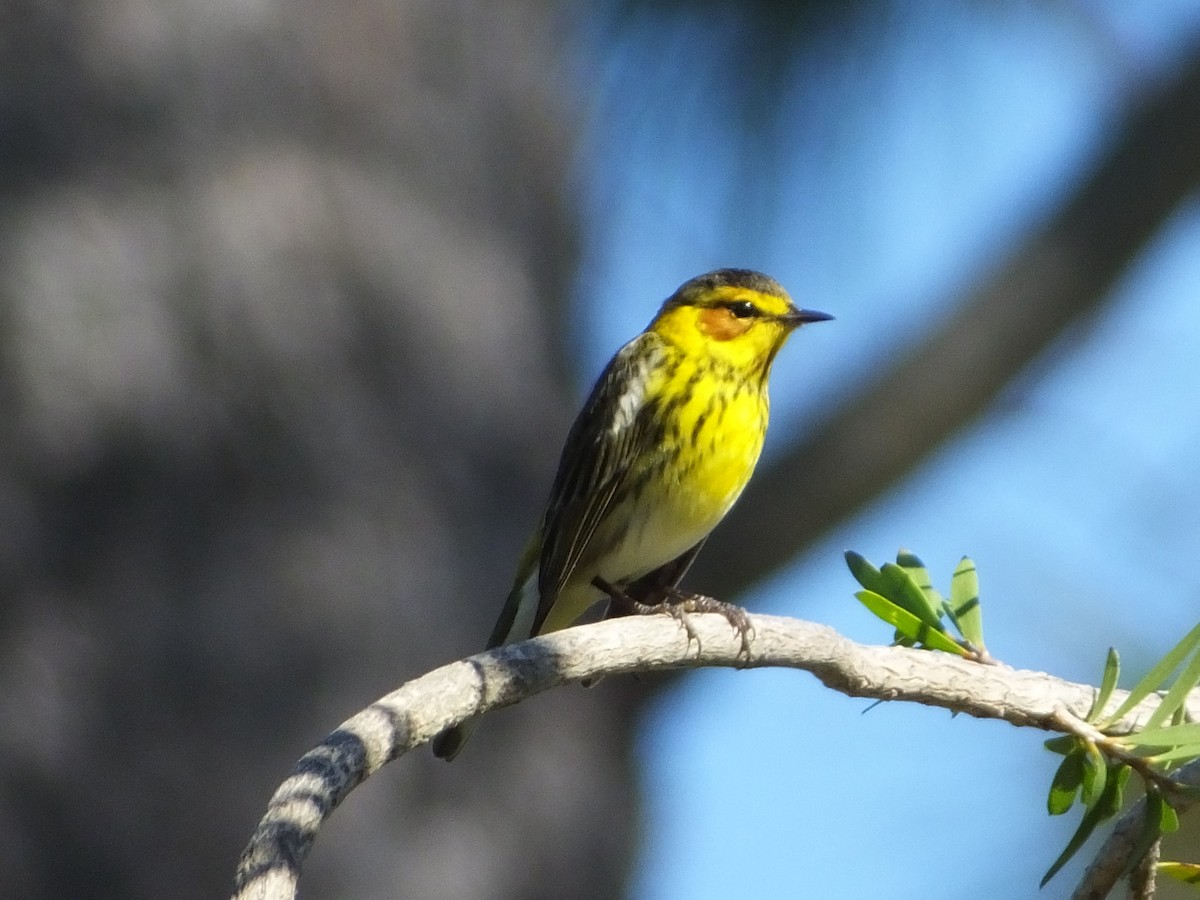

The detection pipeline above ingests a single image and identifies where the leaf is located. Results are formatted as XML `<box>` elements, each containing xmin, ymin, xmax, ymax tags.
<box><xmin>1100</xmin><ymin>621</ymin><xmax>1200</xmax><ymax>728</ymax></box>
<box><xmin>1158</xmin><ymin>797</ymin><xmax>1180</xmax><ymax>834</ymax></box>
<box><xmin>1086</xmin><ymin>647</ymin><xmax>1120</xmax><ymax>723</ymax></box>
<box><xmin>879</xmin><ymin>563</ymin><xmax>945</xmax><ymax>629</ymax></box>
<box><xmin>1159</xmin><ymin>861</ymin><xmax>1200</xmax><ymax>885</ymax></box>
<box><xmin>1041</xmin><ymin>764</ymin><xmax>1129</xmax><ymax>887</ymax></box>
<box><xmin>1120</xmin><ymin>790</ymin><xmax>1175</xmax><ymax>882</ymax></box>
<box><xmin>1123</xmin><ymin>792</ymin><xmax>1180</xmax><ymax>883</ymax></box>
<box><xmin>1047</xmin><ymin>750</ymin><xmax>1084</xmax><ymax>815</ymax></box>
<box><xmin>1044</xmin><ymin>735</ymin><xmax>1078</xmax><ymax>756</ymax></box>
<box><xmin>853</xmin><ymin>591</ymin><xmax>967</xmax><ymax>656</ymax></box>
<box><xmin>1118</xmin><ymin>722</ymin><xmax>1200</xmax><ymax>751</ymax></box>
<box><xmin>1080</xmin><ymin>743</ymin><xmax>1107</xmax><ymax>808</ymax></box>
<box><xmin>896</xmin><ymin>548</ymin><xmax>945</xmax><ymax>610</ymax></box>
<box><xmin>1144</xmin><ymin>634</ymin><xmax>1200</xmax><ymax>730</ymax></box>
<box><xmin>1104</xmin><ymin>764</ymin><xmax>1131</xmax><ymax>815</ymax></box>
<box><xmin>1118</xmin><ymin>724</ymin><xmax>1200</xmax><ymax>763</ymax></box>
<box><xmin>844</xmin><ymin>551</ymin><xmax>888</xmax><ymax>596</ymax></box>
<box><xmin>947</xmin><ymin>556</ymin><xmax>984</xmax><ymax>648</ymax></box>
<box><xmin>1141</xmin><ymin>744</ymin><xmax>1200</xmax><ymax>766</ymax></box>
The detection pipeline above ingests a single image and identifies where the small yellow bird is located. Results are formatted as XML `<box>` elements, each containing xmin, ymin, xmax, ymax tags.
<box><xmin>433</xmin><ymin>268</ymin><xmax>830</xmax><ymax>759</ymax></box>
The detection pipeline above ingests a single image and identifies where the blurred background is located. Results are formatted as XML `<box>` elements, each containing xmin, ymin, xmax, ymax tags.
<box><xmin>1</xmin><ymin>1</ymin><xmax>1199</xmax><ymax>898</ymax></box>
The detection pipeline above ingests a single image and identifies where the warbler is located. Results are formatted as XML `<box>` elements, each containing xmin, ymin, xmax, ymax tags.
<box><xmin>433</xmin><ymin>268</ymin><xmax>830</xmax><ymax>760</ymax></box>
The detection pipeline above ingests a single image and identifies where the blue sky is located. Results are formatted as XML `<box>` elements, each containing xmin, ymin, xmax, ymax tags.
<box><xmin>568</xmin><ymin>3</ymin><xmax>1200</xmax><ymax>897</ymax></box>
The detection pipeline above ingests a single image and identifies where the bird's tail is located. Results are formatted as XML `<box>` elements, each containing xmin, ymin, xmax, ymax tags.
<box><xmin>431</xmin><ymin>718</ymin><xmax>476</xmax><ymax>761</ymax></box>
<box><xmin>432</xmin><ymin>560</ymin><xmax>540</xmax><ymax>761</ymax></box>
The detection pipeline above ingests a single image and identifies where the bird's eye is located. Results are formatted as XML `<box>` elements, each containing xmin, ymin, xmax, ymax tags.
<box><xmin>727</xmin><ymin>301</ymin><xmax>757</xmax><ymax>319</ymax></box>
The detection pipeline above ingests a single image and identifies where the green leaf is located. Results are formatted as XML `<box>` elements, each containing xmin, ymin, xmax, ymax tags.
<box><xmin>879</xmin><ymin>563</ymin><xmax>945</xmax><ymax>629</ymax></box>
<box><xmin>1159</xmin><ymin>861</ymin><xmax>1200</xmax><ymax>885</ymax></box>
<box><xmin>1120</xmin><ymin>790</ymin><xmax>1175</xmax><ymax>882</ymax></box>
<box><xmin>1104</xmin><ymin>764</ymin><xmax>1131</xmax><ymax>815</ymax></box>
<box><xmin>1158</xmin><ymin>796</ymin><xmax>1180</xmax><ymax>834</ymax></box>
<box><xmin>1086</xmin><ymin>647</ymin><xmax>1120</xmax><ymax>723</ymax></box>
<box><xmin>853</xmin><ymin>591</ymin><xmax>967</xmax><ymax>656</ymax></box>
<box><xmin>1119</xmin><ymin>722</ymin><xmax>1200</xmax><ymax>751</ymax></box>
<box><xmin>896</xmin><ymin>548</ymin><xmax>945</xmax><ymax>611</ymax></box>
<box><xmin>1141</xmin><ymin>744</ymin><xmax>1200</xmax><ymax>766</ymax></box>
<box><xmin>1144</xmin><ymin>634</ymin><xmax>1200</xmax><ymax>730</ymax></box>
<box><xmin>1047</xmin><ymin>750</ymin><xmax>1084</xmax><ymax>815</ymax></box>
<box><xmin>1041</xmin><ymin>765</ymin><xmax>1129</xmax><ymax>887</ymax></box>
<box><xmin>1044</xmin><ymin>735</ymin><xmax>1078</xmax><ymax>756</ymax></box>
<box><xmin>891</xmin><ymin>628</ymin><xmax>916</xmax><ymax>648</ymax></box>
<box><xmin>1100</xmin><ymin>621</ymin><xmax>1200</xmax><ymax>728</ymax></box>
<box><xmin>947</xmin><ymin>556</ymin><xmax>984</xmax><ymax>648</ymax></box>
<box><xmin>1123</xmin><ymin>792</ymin><xmax>1180</xmax><ymax>883</ymax></box>
<box><xmin>844</xmin><ymin>551</ymin><xmax>888</xmax><ymax>596</ymax></box>
<box><xmin>1080</xmin><ymin>743</ymin><xmax>1107</xmax><ymax>808</ymax></box>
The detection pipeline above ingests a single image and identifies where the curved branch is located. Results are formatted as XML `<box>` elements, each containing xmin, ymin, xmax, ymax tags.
<box><xmin>230</xmin><ymin>612</ymin><xmax>1197</xmax><ymax>900</ymax></box>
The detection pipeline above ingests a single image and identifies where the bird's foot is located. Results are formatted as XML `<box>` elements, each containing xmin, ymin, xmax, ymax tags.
<box><xmin>592</xmin><ymin>578</ymin><xmax>754</xmax><ymax>661</ymax></box>
<box><xmin>659</xmin><ymin>588</ymin><xmax>755</xmax><ymax>661</ymax></box>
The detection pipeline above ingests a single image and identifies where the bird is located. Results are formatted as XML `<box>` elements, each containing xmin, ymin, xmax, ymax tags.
<box><xmin>433</xmin><ymin>268</ymin><xmax>831</xmax><ymax>760</ymax></box>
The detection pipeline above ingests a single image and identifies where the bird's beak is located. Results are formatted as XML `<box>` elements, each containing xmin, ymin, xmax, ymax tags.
<box><xmin>780</xmin><ymin>308</ymin><xmax>833</xmax><ymax>327</ymax></box>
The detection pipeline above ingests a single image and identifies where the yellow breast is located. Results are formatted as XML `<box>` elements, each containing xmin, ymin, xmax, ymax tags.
<box><xmin>593</xmin><ymin>353</ymin><xmax>768</xmax><ymax>586</ymax></box>
<box><xmin>659</xmin><ymin>355</ymin><xmax>768</xmax><ymax>528</ymax></box>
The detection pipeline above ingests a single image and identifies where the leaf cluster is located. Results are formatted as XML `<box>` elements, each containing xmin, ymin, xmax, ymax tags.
<box><xmin>844</xmin><ymin>549</ymin><xmax>985</xmax><ymax>658</ymax></box>
<box><xmin>1041</xmin><ymin>623</ymin><xmax>1200</xmax><ymax>888</ymax></box>
<box><xmin>844</xmin><ymin>549</ymin><xmax>1200</xmax><ymax>894</ymax></box>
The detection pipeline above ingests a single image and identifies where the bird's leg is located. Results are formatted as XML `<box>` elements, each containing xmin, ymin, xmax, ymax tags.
<box><xmin>594</xmin><ymin>576</ymin><xmax>753</xmax><ymax>661</ymax></box>
<box><xmin>593</xmin><ymin>575</ymin><xmax>704</xmax><ymax>651</ymax></box>
<box><xmin>593</xmin><ymin>575</ymin><xmax>638</xmax><ymax>617</ymax></box>
<box><xmin>654</xmin><ymin>587</ymin><xmax>755</xmax><ymax>661</ymax></box>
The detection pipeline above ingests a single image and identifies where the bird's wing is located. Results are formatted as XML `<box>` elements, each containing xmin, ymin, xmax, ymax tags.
<box><xmin>533</xmin><ymin>332</ymin><xmax>664</xmax><ymax>631</ymax></box>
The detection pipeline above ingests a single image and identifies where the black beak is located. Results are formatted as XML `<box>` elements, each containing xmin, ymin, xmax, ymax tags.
<box><xmin>781</xmin><ymin>308</ymin><xmax>834</xmax><ymax>326</ymax></box>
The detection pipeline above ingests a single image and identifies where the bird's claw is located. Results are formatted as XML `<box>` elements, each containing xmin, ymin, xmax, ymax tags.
<box><xmin>594</xmin><ymin>577</ymin><xmax>753</xmax><ymax>662</ymax></box>
<box><xmin>660</xmin><ymin>590</ymin><xmax>755</xmax><ymax>662</ymax></box>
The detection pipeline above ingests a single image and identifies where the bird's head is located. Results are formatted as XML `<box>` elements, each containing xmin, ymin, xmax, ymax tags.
<box><xmin>649</xmin><ymin>269</ymin><xmax>831</xmax><ymax>375</ymax></box>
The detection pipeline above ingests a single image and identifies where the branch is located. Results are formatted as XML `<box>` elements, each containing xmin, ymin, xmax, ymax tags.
<box><xmin>1071</xmin><ymin>757</ymin><xmax>1200</xmax><ymax>900</ymax></box>
<box><xmin>230</xmin><ymin>612</ymin><xmax>1198</xmax><ymax>900</ymax></box>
